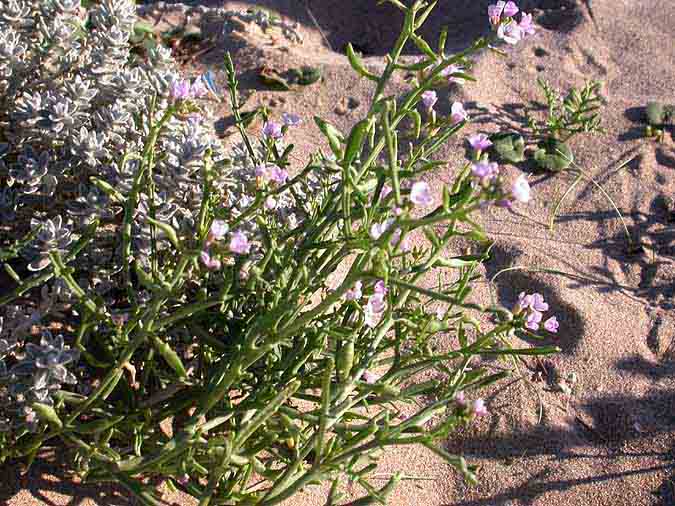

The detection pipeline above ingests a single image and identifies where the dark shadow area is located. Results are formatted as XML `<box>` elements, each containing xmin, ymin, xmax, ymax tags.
<box><xmin>147</xmin><ymin>0</ymin><xmax>586</xmax><ymax>56</ymax></box>
<box><xmin>483</xmin><ymin>243</ymin><xmax>586</xmax><ymax>354</ymax></box>
<box><xmin>0</xmin><ymin>456</ymin><xmax>135</xmax><ymax>506</ymax></box>
<box><xmin>444</xmin><ymin>388</ymin><xmax>675</xmax><ymax>505</ymax></box>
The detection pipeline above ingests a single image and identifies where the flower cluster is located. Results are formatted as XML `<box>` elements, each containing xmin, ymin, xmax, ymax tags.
<box><xmin>514</xmin><ymin>292</ymin><xmax>559</xmax><ymax>332</ymax></box>
<box><xmin>488</xmin><ymin>1</ymin><xmax>536</xmax><ymax>45</ymax></box>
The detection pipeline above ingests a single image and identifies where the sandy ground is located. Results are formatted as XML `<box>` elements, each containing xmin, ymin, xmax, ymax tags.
<box><xmin>3</xmin><ymin>0</ymin><xmax>675</xmax><ymax>505</ymax></box>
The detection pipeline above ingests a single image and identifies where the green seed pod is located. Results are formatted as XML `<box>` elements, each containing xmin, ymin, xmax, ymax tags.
<box><xmin>32</xmin><ymin>403</ymin><xmax>63</xmax><ymax>430</ymax></box>
<box><xmin>336</xmin><ymin>339</ymin><xmax>355</xmax><ymax>381</ymax></box>
<box><xmin>343</xmin><ymin>118</ymin><xmax>372</xmax><ymax>167</ymax></box>
<box><xmin>346</xmin><ymin>43</ymin><xmax>378</xmax><ymax>81</ymax></box>
<box><xmin>314</xmin><ymin>117</ymin><xmax>344</xmax><ymax>158</ymax></box>
<box><xmin>73</xmin><ymin>415</ymin><xmax>125</xmax><ymax>435</ymax></box>
<box><xmin>146</xmin><ymin>217</ymin><xmax>180</xmax><ymax>249</ymax></box>
<box><xmin>152</xmin><ymin>336</ymin><xmax>187</xmax><ymax>378</ymax></box>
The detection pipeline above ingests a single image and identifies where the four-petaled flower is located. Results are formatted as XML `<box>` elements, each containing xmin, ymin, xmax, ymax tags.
<box><xmin>200</xmin><ymin>250</ymin><xmax>221</xmax><ymax>271</ymax></box>
<box><xmin>471</xmin><ymin>398</ymin><xmax>489</xmax><ymax>417</ymax></box>
<box><xmin>365</xmin><ymin>280</ymin><xmax>388</xmax><ymax>328</ymax></box>
<box><xmin>488</xmin><ymin>1</ymin><xmax>519</xmax><ymax>25</ymax></box>
<box><xmin>345</xmin><ymin>281</ymin><xmax>363</xmax><ymax>301</ymax></box>
<box><xmin>471</xmin><ymin>161</ymin><xmax>499</xmax><ymax>183</ymax></box>
<box><xmin>262</xmin><ymin>121</ymin><xmax>283</xmax><ymax>139</ymax></box>
<box><xmin>467</xmin><ymin>133</ymin><xmax>493</xmax><ymax>152</ymax></box>
<box><xmin>282</xmin><ymin>112</ymin><xmax>301</xmax><ymax>126</ymax></box>
<box><xmin>450</xmin><ymin>102</ymin><xmax>468</xmax><ymax>124</ymax></box>
<box><xmin>207</xmin><ymin>219</ymin><xmax>228</xmax><ymax>245</ymax></box>
<box><xmin>421</xmin><ymin>90</ymin><xmax>438</xmax><ymax>111</ymax></box>
<box><xmin>410</xmin><ymin>181</ymin><xmax>434</xmax><ymax>207</ymax></box>
<box><xmin>370</xmin><ymin>218</ymin><xmax>394</xmax><ymax>240</ymax></box>
<box><xmin>229</xmin><ymin>231</ymin><xmax>251</xmax><ymax>255</ymax></box>
<box><xmin>544</xmin><ymin>316</ymin><xmax>559</xmax><ymax>333</ymax></box>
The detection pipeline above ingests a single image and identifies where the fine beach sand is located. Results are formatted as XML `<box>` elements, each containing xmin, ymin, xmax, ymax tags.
<box><xmin>3</xmin><ymin>1</ymin><xmax>675</xmax><ymax>505</ymax></box>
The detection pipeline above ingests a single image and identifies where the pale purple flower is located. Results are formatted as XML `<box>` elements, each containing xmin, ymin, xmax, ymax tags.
<box><xmin>544</xmin><ymin>316</ymin><xmax>559</xmax><ymax>333</ymax></box>
<box><xmin>471</xmin><ymin>161</ymin><xmax>499</xmax><ymax>182</ymax></box>
<box><xmin>454</xmin><ymin>391</ymin><xmax>467</xmax><ymax>407</ymax></box>
<box><xmin>525</xmin><ymin>310</ymin><xmax>543</xmax><ymax>331</ymax></box>
<box><xmin>421</xmin><ymin>90</ymin><xmax>438</xmax><ymax>111</ymax></box>
<box><xmin>488</xmin><ymin>2</ymin><xmax>505</xmax><ymax>25</ymax></box>
<box><xmin>519</xmin><ymin>12</ymin><xmax>536</xmax><ymax>36</ymax></box>
<box><xmin>200</xmin><ymin>250</ymin><xmax>221</xmax><ymax>271</ymax></box>
<box><xmin>207</xmin><ymin>219</ymin><xmax>228</xmax><ymax>244</ymax></box>
<box><xmin>345</xmin><ymin>280</ymin><xmax>363</xmax><ymax>301</ymax></box>
<box><xmin>190</xmin><ymin>78</ymin><xmax>207</xmax><ymax>99</ymax></box>
<box><xmin>471</xmin><ymin>398</ymin><xmax>488</xmax><ymax>417</ymax></box>
<box><xmin>229</xmin><ymin>231</ymin><xmax>250</xmax><ymax>255</ymax></box>
<box><xmin>498</xmin><ymin>21</ymin><xmax>523</xmax><ymax>45</ymax></box>
<box><xmin>488</xmin><ymin>1</ymin><xmax>518</xmax><ymax>25</ymax></box>
<box><xmin>390</xmin><ymin>228</ymin><xmax>411</xmax><ymax>252</ymax></box>
<box><xmin>362</xmin><ymin>370</ymin><xmax>379</xmax><ymax>384</ymax></box>
<box><xmin>450</xmin><ymin>102</ymin><xmax>468</xmax><ymax>124</ymax></box>
<box><xmin>518</xmin><ymin>292</ymin><xmax>548</xmax><ymax>312</ymax></box>
<box><xmin>170</xmin><ymin>79</ymin><xmax>191</xmax><ymax>101</ymax></box>
<box><xmin>410</xmin><ymin>181</ymin><xmax>434</xmax><ymax>207</ymax></box>
<box><xmin>262</xmin><ymin>121</ymin><xmax>283</xmax><ymax>139</ymax></box>
<box><xmin>467</xmin><ymin>133</ymin><xmax>493</xmax><ymax>152</ymax></box>
<box><xmin>441</xmin><ymin>64</ymin><xmax>464</xmax><ymax>84</ymax></box>
<box><xmin>282</xmin><ymin>112</ymin><xmax>301</xmax><ymax>126</ymax></box>
<box><xmin>177</xmin><ymin>474</ymin><xmax>190</xmax><ymax>486</ymax></box>
<box><xmin>265</xmin><ymin>196</ymin><xmax>278</xmax><ymax>210</ymax></box>
<box><xmin>365</xmin><ymin>291</ymin><xmax>387</xmax><ymax>327</ymax></box>
<box><xmin>394</xmin><ymin>206</ymin><xmax>404</xmax><ymax>216</ymax></box>
<box><xmin>374</xmin><ymin>280</ymin><xmax>388</xmax><ymax>295</ymax></box>
<box><xmin>269</xmin><ymin>166</ymin><xmax>289</xmax><ymax>185</ymax></box>
<box><xmin>503</xmin><ymin>1</ymin><xmax>519</xmax><ymax>17</ymax></box>
<box><xmin>511</xmin><ymin>174</ymin><xmax>531</xmax><ymax>203</ymax></box>
<box><xmin>370</xmin><ymin>218</ymin><xmax>394</xmax><ymax>240</ymax></box>
<box><xmin>381</xmin><ymin>185</ymin><xmax>392</xmax><ymax>199</ymax></box>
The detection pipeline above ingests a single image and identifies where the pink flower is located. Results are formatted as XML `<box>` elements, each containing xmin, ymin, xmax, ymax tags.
<box><xmin>503</xmin><ymin>1</ymin><xmax>519</xmax><ymax>17</ymax></box>
<box><xmin>370</xmin><ymin>218</ymin><xmax>394</xmax><ymax>240</ymax></box>
<box><xmin>207</xmin><ymin>219</ymin><xmax>228</xmax><ymax>244</ymax></box>
<box><xmin>269</xmin><ymin>166</ymin><xmax>289</xmax><ymax>184</ymax></box>
<box><xmin>511</xmin><ymin>174</ymin><xmax>531</xmax><ymax>203</ymax></box>
<box><xmin>265</xmin><ymin>196</ymin><xmax>278</xmax><ymax>210</ymax></box>
<box><xmin>454</xmin><ymin>391</ymin><xmax>467</xmax><ymax>407</ymax></box>
<box><xmin>421</xmin><ymin>90</ymin><xmax>438</xmax><ymax>111</ymax></box>
<box><xmin>488</xmin><ymin>1</ymin><xmax>518</xmax><ymax>25</ymax></box>
<box><xmin>374</xmin><ymin>280</ymin><xmax>388</xmax><ymax>295</ymax></box>
<box><xmin>200</xmin><ymin>250</ymin><xmax>221</xmax><ymax>271</ymax></box>
<box><xmin>519</xmin><ymin>12</ymin><xmax>536</xmax><ymax>36</ymax></box>
<box><xmin>381</xmin><ymin>185</ymin><xmax>392</xmax><ymax>199</ymax></box>
<box><xmin>498</xmin><ymin>21</ymin><xmax>523</xmax><ymax>45</ymax></box>
<box><xmin>229</xmin><ymin>230</ymin><xmax>250</xmax><ymax>255</ymax></box>
<box><xmin>544</xmin><ymin>316</ymin><xmax>559</xmax><ymax>333</ymax></box>
<box><xmin>170</xmin><ymin>79</ymin><xmax>191</xmax><ymax>101</ymax></box>
<box><xmin>525</xmin><ymin>309</ymin><xmax>543</xmax><ymax>331</ymax></box>
<box><xmin>362</xmin><ymin>370</ymin><xmax>379</xmax><ymax>384</ymax></box>
<box><xmin>390</xmin><ymin>228</ymin><xmax>411</xmax><ymax>252</ymax></box>
<box><xmin>282</xmin><ymin>112</ymin><xmax>301</xmax><ymax>126</ymax></box>
<box><xmin>471</xmin><ymin>161</ymin><xmax>499</xmax><ymax>182</ymax></box>
<box><xmin>471</xmin><ymin>398</ymin><xmax>488</xmax><ymax>417</ymax></box>
<box><xmin>410</xmin><ymin>181</ymin><xmax>434</xmax><ymax>207</ymax></box>
<box><xmin>441</xmin><ymin>64</ymin><xmax>464</xmax><ymax>84</ymax></box>
<box><xmin>467</xmin><ymin>133</ymin><xmax>493</xmax><ymax>152</ymax></box>
<box><xmin>177</xmin><ymin>474</ymin><xmax>190</xmax><ymax>486</ymax></box>
<box><xmin>262</xmin><ymin>121</ymin><xmax>283</xmax><ymax>139</ymax></box>
<box><xmin>518</xmin><ymin>292</ymin><xmax>548</xmax><ymax>312</ymax></box>
<box><xmin>365</xmin><ymin>292</ymin><xmax>386</xmax><ymax>327</ymax></box>
<box><xmin>345</xmin><ymin>280</ymin><xmax>363</xmax><ymax>301</ymax></box>
<box><xmin>450</xmin><ymin>102</ymin><xmax>468</xmax><ymax>124</ymax></box>
<box><xmin>190</xmin><ymin>78</ymin><xmax>207</xmax><ymax>99</ymax></box>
